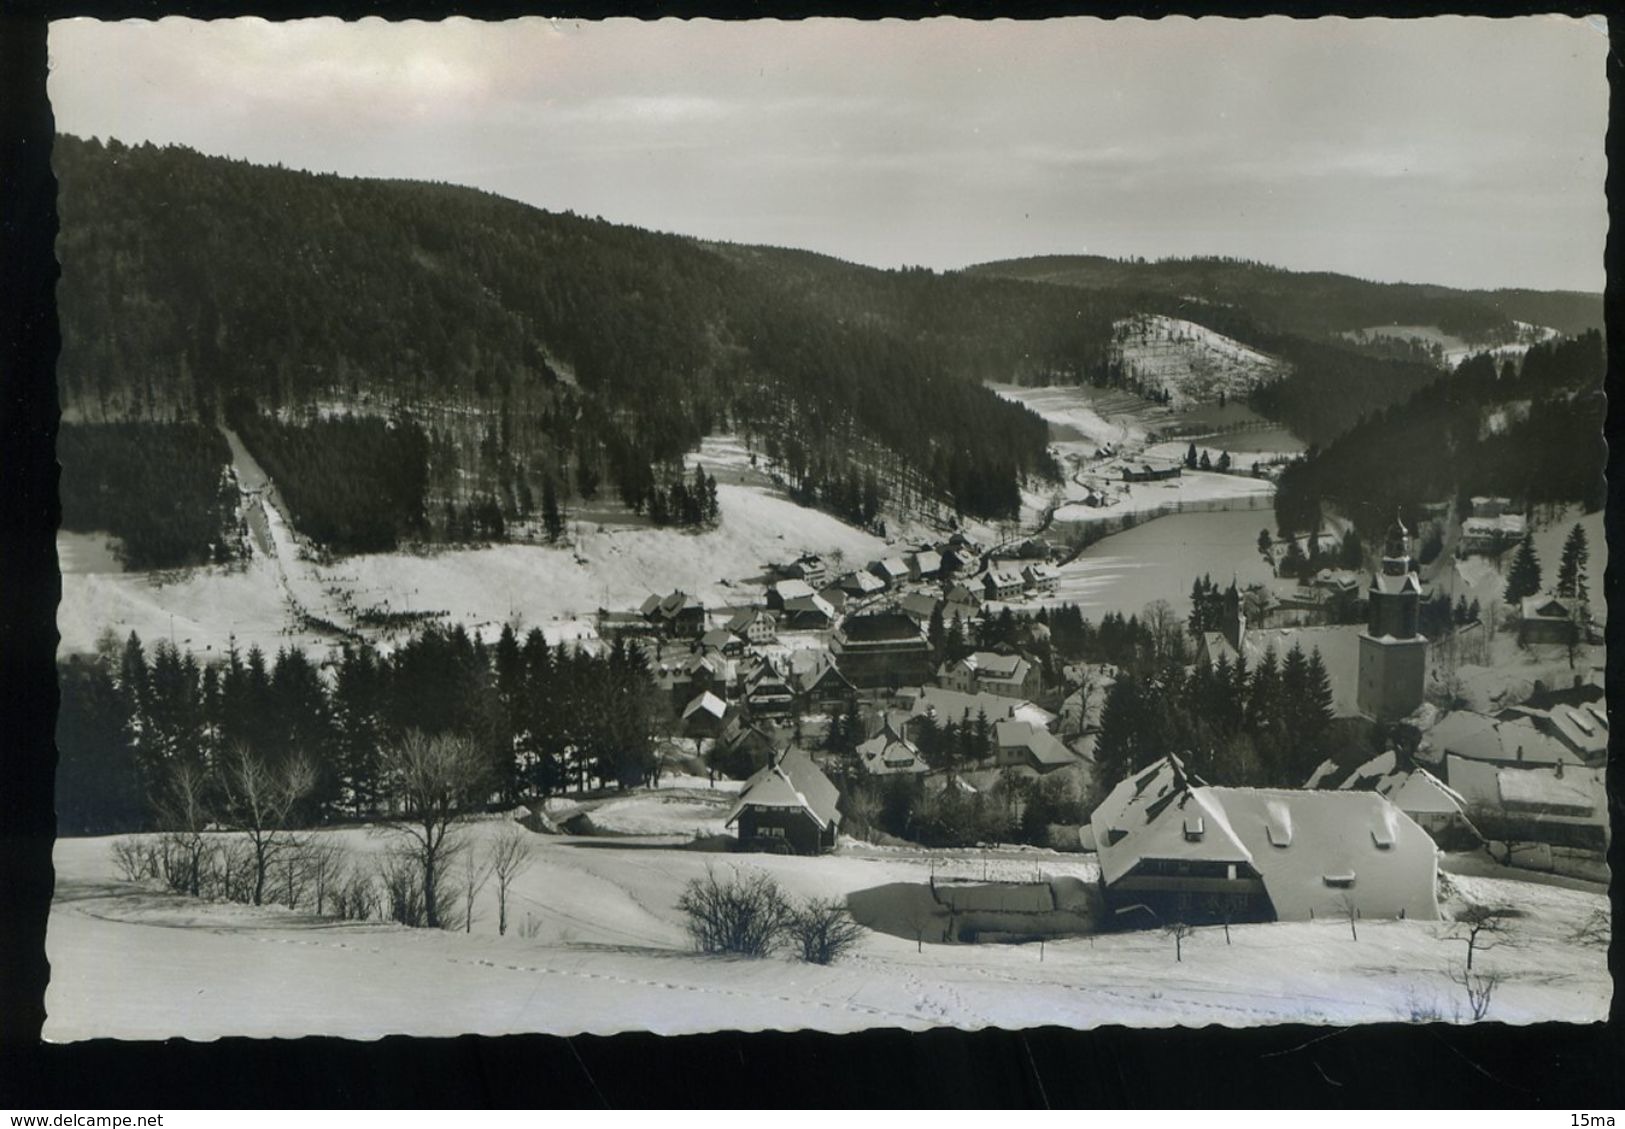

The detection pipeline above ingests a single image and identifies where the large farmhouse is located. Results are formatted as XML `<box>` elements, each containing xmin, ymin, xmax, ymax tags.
<box><xmin>725</xmin><ymin>747</ymin><xmax>842</xmax><ymax>854</ymax></box>
<box><xmin>1089</xmin><ymin>756</ymin><xmax>1439</xmax><ymax>927</ymax></box>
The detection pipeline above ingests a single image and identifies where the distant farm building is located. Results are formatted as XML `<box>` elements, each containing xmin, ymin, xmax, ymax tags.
<box><xmin>725</xmin><ymin>748</ymin><xmax>842</xmax><ymax>855</ymax></box>
<box><xmin>870</xmin><ymin>557</ymin><xmax>911</xmax><ymax>589</ymax></box>
<box><xmin>1119</xmin><ymin>460</ymin><xmax>1182</xmax><ymax>483</ymax></box>
<box><xmin>992</xmin><ymin>719</ymin><xmax>1077</xmax><ymax>775</ymax></box>
<box><xmin>1022</xmin><ymin>562</ymin><xmax>1062</xmax><ymax>594</ymax></box>
<box><xmin>1090</xmin><ymin>756</ymin><xmax>1439</xmax><ymax>927</ymax></box>
<box><xmin>837</xmin><ymin>570</ymin><xmax>885</xmax><ymax>597</ymax></box>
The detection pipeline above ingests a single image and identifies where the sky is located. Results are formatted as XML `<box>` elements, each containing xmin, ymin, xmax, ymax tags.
<box><xmin>48</xmin><ymin>15</ymin><xmax>1609</xmax><ymax>292</ymax></box>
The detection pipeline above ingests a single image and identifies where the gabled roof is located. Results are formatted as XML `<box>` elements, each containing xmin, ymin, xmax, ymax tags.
<box><xmin>907</xmin><ymin>685</ymin><xmax>1054</xmax><ymax>729</ymax></box>
<box><xmin>874</xmin><ymin>556</ymin><xmax>910</xmax><ymax>579</ymax></box>
<box><xmin>1521</xmin><ymin>595</ymin><xmax>1574</xmax><ymax>621</ymax></box>
<box><xmin>1090</xmin><ymin>756</ymin><xmax>1439</xmax><ymax>920</ymax></box>
<box><xmin>725</xmin><ymin>748</ymin><xmax>842</xmax><ymax>831</ymax></box>
<box><xmin>682</xmin><ymin>691</ymin><xmax>729</xmax><ymax>721</ymax></box>
<box><xmin>1382</xmin><ymin>768</ymin><xmax>1469</xmax><ymax>816</ymax></box>
<box><xmin>993</xmin><ymin>719</ymin><xmax>1075</xmax><ymax>767</ymax></box>
<box><xmin>912</xmin><ymin>550</ymin><xmax>944</xmax><ymax>574</ymax></box>
<box><xmin>983</xmin><ymin>568</ymin><xmax>1025</xmax><ymax>589</ymax></box>
<box><xmin>857</xmin><ymin>718</ymin><xmax>928</xmax><ymax>775</ymax></box>
<box><xmin>725</xmin><ymin>607</ymin><xmax>776</xmax><ymax>634</ymax></box>
<box><xmin>838</xmin><ymin>611</ymin><xmax>927</xmax><ymax>644</ymax></box>
<box><xmin>1425</xmin><ymin>710</ymin><xmax>1583</xmax><ymax>767</ymax></box>
<box><xmin>783</xmin><ymin>593</ymin><xmax>836</xmax><ymax>620</ymax></box>
<box><xmin>839</xmin><ymin>570</ymin><xmax>885</xmax><ymax>594</ymax></box>
<box><xmin>772</xmin><ymin>578</ymin><xmax>816</xmax><ymax>601</ymax></box>
<box><xmin>700</xmin><ymin>628</ymin><xmax>739</xmax><ymax>650</ymax></box>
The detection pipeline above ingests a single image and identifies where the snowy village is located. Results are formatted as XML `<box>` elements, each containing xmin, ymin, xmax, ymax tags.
<box><xmin>41</xmin><ymin>18</ymin><xmax>1609</xmax><ymax>1042</ymax></box>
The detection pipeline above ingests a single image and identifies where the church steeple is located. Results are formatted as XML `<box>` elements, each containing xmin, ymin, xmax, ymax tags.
<box><xmin>1358</xmin><ymin>513</ymin><xmax>1427</xmax><ymax>722</ymax></box>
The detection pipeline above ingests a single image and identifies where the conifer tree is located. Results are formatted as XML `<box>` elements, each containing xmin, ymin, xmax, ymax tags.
<box><xmin>1504</xmin><ymin>534</ymin><xmax>1543</xmax><ymax>604</ymax></box>
<box><xmin>542</xmin><ymin>476</ymin><xmax>563</xmax><ymax>543</ymax></box>
<box><xmin>1557</xmin><ymin>522</ymin><xmax>1589</xmax><ymax>600</ymax></box>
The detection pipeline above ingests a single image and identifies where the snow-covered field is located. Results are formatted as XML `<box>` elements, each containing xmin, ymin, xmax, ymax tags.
<box><xmin>989</xmin><ymin>383</ymin><xmax>1149</xmax><ymax>450</ymax></box>
<box><xmin>57</xmin><ymin>479</ymin><xmax>889</xmax><ymax>660</ymax></box>
<box><xmin>45</xmin><ymin>787</ymin><xmax>1607</xmax><ymax>1040</ymax></box>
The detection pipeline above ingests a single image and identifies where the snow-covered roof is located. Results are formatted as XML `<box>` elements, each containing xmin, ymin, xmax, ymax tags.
<box><xmin>783</xmin><ymin>593</ymin><xmax>836</xmax><ymax>620</ymax></box>
<box><xmin>1521</xmin><ymin>595</ymin><xmax>1574</xmax><ymax>621</ymax></box>
<box><xmin>1442</xmin><ymin>755</ymin><xmax>1605</xmax><ymax>824</ymax></box>
<box><xmin>874</xmin><ymin>557</ymin><xmax>910</xmax><ymax>579</ymax></box>
<box><xmin>1425</xmin><ymin>710</ymin><xmax>1582</xmax><ymax>767</ymax></box>
<box><xmin>856</xmin><ymin>720</ymin><xmax>928</xmax><ymax>775</ymax></box>
<box><xmin>912</xmin><ymin>550</ymin><xmax>943</xmax><ymax>574</ymax></box>
<box><xmin>681</xmin><ymin>691</ymin><xmax>728</xmax><ymax>721</ymax></box>
<box><xmin>724</xmin><ymin>748</ymin><xmax>842</xmax><ymax>831</ymax></box>
<box><xmin>839</xmin><ymin>570</ymin><xmax>885</xmax><ymax>594</ymax></box>
<box><xmin>993</xmin><ymin>720</ymin><xmax>1075</xmax><ymax>767</ymax></box>
<box><xmin>1090</xmin><ymin>756</ymin><xmax>1438</xmax><ymax>921</ymax></box>
<box><xmin>983</xmin><ymin>568</ymin><xmax>1025</xmax><ymax>589</ymax></box>
<box><xmin>1382</xmin><ymin>768</ymin><xmax>1469</xmax><ymax>816</ymax></box>
<box><xmin>725</xmin><ymin>607</ymin><xmax>776</xmax><ymax>633</ymax></box>
<box><xmin>772</xmin><ymin>578</ymin><xmax>816</xmax><ymax>601</ymax></box>
<box><xmin>908</xmin><ymin>685</ymin><xmax>1054</xmax><ymax>729</ymax></box>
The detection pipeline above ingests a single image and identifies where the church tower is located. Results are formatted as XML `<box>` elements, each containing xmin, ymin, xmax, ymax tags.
<box><xmin>1357</xmin><ymin>517</ymin><xmax>1427</xmax><ymax>722</ymax></box>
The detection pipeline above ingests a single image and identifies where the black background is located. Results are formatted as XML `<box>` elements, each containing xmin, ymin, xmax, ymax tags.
<box><xmin>2</xmin><ymin>0</ymin><xmax>1621</xmax><ymax>1108</ymax></box>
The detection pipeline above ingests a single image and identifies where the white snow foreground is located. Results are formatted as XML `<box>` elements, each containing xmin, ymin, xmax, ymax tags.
<box><xmin>45</xmin><ymin>801</ymin><xmax>1607</xmax><ymax>1041</ymax></box>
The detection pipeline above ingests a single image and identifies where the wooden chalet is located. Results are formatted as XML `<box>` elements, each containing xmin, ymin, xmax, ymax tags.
<box><xmin>725</xmin><ymin>747</ymin><xmax>842</xmax><ymax>854</ymax></box>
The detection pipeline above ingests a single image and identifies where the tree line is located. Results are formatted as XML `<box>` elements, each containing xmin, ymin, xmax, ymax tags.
<box><xmin>56</xmin><ymin>622</ymin><xmax>673</xmax><ymax>837</ymax></box>
<box><xmin>1272</xmin><ymin>332</ymin><xmax>1606</xmax><ymax>540</ymax></box>
<box><xmin>58</xmin><ymin>421</ymin><xmax>241</xmax><ymax>569</ymax></box>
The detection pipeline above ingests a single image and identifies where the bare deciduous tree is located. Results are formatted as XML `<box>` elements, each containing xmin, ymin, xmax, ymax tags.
<box><xmin>457</xmin><ymin>842</ymin><xmax>492</xmax><ymax>933</ymax></box>
<box><xmin>218</xmin><ymin>743</ymin><xmax>313</xmax><ymax>906</ymax></box>
<box><xmin>1449</xmin><ymin>962</ymin><xmax>1504</xmax><ymax>1021</ymax></box>
<box><xmin>486</xmin><ymin>824</ymin><xmax>535</xmax><ymax>936</ymax></box>
<box><xmin>1164</xmin><ymin>920</ymin><xmax>1195</xmax><ymax>962</ymax></box>
<box><xmin>154</xmin><ymin>762</ymin><xmax>214</xmax><ymax>898</ymax></box>
<box><xmin>380</xmin><ymin>730</ymin><xmax>490</xmax><ymax>929</ymax></box>
<box><xmin>1445</xmin><ymin>904</ymin><xmax>1521</xmax><ymax>970</ymax></box>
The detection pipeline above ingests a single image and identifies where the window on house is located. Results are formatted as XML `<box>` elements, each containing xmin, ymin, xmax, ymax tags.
<box><xmin>1183</xmin><ymin>815</ymin><xmax>1205</xmax><ymax>842</ymax></box>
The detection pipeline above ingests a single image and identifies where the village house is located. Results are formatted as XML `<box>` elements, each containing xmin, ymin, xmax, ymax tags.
<box><xmin>992</xmin><ymin>719</ymin><xmax>1077</xmax><ymax>775</ymax></box>
<box><xmin>897</xmin><ymin>591</ymin><xmax>943</xmax><ymax>626</ymax></box>
<box><xmin>1419</xmin><ymin>709</ymin><xmax>1588</xmax><ymax>770</ymax></box>
<box><xmin>789</xmin><ymin>652</ymin><xmax>857</xmax><ymax>710</ymax></box>
<box><xmin>742</xmin><ymin>662</ymin><xmax>798</xmax><ymax>719</ymax></box>
<box><xmin>1496</xmin><ymin>699</ymin><xmax>1608</xmax><ymax>763</ymax></box>
<box><xmin>765</xmin><ymin>578</ymin><xmax>815</xmax><ymax>611</ymax></box>
<box><xmin>1022</xmin><ymin>562</ymin><xmax>1062</xmax><ymax>595</ymax></box>
<box><xmin>981</xmin><ymin>567</ymin><xmax>1025</xmax><ymax>602</ymax></box>
<box><xmin>855</xmin><ymin>716</ymin><xmax>930</xmax><ymax>776</ymax></box>
<box><xmin>1332</xmin><ymin>751</ymin><xmax>1480</xmax><ymax>849</ymax></box>
<box><xmin>902</xmin><ymin>685</ymin><xmax>1056</xmax><ymax>732</ymax></box>
<box><xmin>725</xmin><ymin>747</ymin><xmax>842</xmax><ymax>855</ymax></box>
<box><xmin>943</xmin><ymin>582</ymin><xmax>982</xmax><ymax>620</ymax></box>
<box><xmin>640</xmin><ymin>590</ymin><xmax>706</xmax><ymax>639</ymax></box>
<box><xmin>937</xmin><ymin>650</ymin><xmax>1043</xmax><ymax>701</ymax></box>
<box><xmin>725</xmin><ymin>607</ymin><xmax>779</xmax><ymax>645</ymax></box>
<box><xmin>781</xmin><ymin>591</ymin><xmax>837</xmax><ymax>630</ymax></box>
<box><xmin>837</xmin><ymin>569</ymin><xmax>886</xmax><ymax>598</ymax></box>
<box><xmin>782</xmin><ymin>553</ymin><xmax>827</xmax><ymax>587</ymax></box>
<box><xmin>830</xmin><ymin>610</ymin><xmax>934</xmax><ymax>689</ymax></box>
<box><xmin>1444</xmin><ymin>755</ymin><xmax>1606</xmax><ymax>853</ymax></box>
<box><xmin>818</xmin><ymin>584</ymin><xmax>849</xmax><ymax>614</ymax></box>
<box><xmin>1089</xmin><ymin>756</ymin><xmax>1439</xmax><ymax>927</ymax></box>
<box><xmin>908</xmin><ymin>550</ymin><xmax>944</xmax><ymax>581</ymax></box>
<box><xmin>713</xmin><ymin>716</ymin><xmax>777</xmax><ymax>771</ymax></box>
<box><xmin>1459</xmin><ymin>496</ymin><xmax>1526</xmax><ymax>556</ymax></box>
<box><xmin>869</xmin><ymin>556</ymin><xmax>911</xmax><ymax>590</ymax></box>
<box><xmin>698</xmin><ymin>628</ymin><xmax>746</xmax><ymax>657</ymax></box>
<box><xmin>680</xmin><ymin>690</ymin><xmax>733</xmax><ymax>742</ymax></box>
<box><xmin>1518</xmin><ymin>594</ymin><xmax>1577</xmax><ymax>646</ymax></box>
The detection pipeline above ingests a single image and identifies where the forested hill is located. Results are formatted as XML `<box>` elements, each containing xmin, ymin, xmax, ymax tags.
<box><xmin>56</xmin><ymin>135</ymin><xmax>1107</xmax><ymax>526</ymax></box>
<box><xmin>963</xmin><ymin>255</ymin><xmax>1604</xmax><ymax>343</ymax></box>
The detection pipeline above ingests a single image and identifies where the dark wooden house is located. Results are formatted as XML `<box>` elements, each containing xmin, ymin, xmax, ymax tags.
<box><xmin>725</xmin><ymin>747</ymin><xmax>842</xmax><ymax>855</ymax></box>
